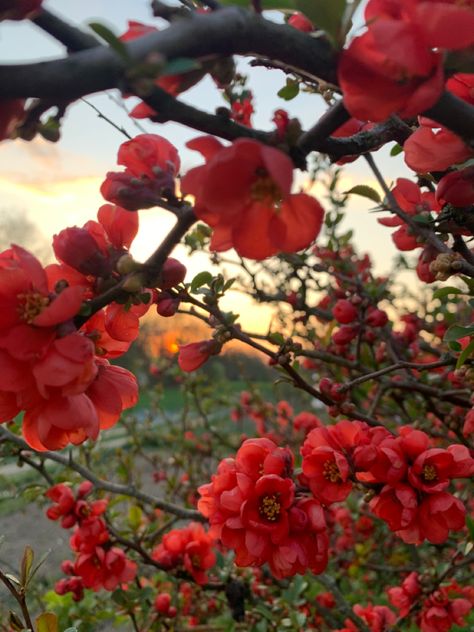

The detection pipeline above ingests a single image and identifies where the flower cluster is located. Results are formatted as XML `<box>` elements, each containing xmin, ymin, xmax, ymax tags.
<box><xmin>198</xmin><ymin>437</ymin><xmax>329</xmax><ymax>579</ymax></box>
<box><xmin>388</xmin><ymin>573</ymin><xmax>473</xmax><ymax>632</ymax></box>
<box><xmin>302</xmin><ymin>421</ymin><xmax>474</xmax><ymax>544</ymax></box>
<box><xmin>152</xmin><ymin>522</ymin><xmax>217</xmax><ymax>585</ymax></box>
<box><xmin>339</xmin><ymin>0</ymin><xmax>474</xmax><ymax>121</ymax></box>
<box><xmin>200</xmin><ymin>422</ymin><xmax>473</xmax><ymax>579</ymax></box>
<box><xmin>0</xmin><ymin>204</ymin><xmax>141</xmax><ymax>450</ymax></box>
<box><xmin>231</xmin><ymin>391</ymin><xmax>322</xmax><ymax>441</ymax></box>
<box><xmin>45</xmin><ymin>483</ymin><xmax>136</xmax><ymax>600</ymax></box>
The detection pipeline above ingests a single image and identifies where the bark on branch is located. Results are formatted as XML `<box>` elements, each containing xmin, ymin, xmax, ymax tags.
<box><xmin>0</xmin><ymin>8</ymin><xmax>337</xmax><ymax>100</ymax></box>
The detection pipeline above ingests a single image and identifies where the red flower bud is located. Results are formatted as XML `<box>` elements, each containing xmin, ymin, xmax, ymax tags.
<box><xmin>288</xmin><ymin>12</ymin><xmax>314</xmax><ymax>33</ymax></box>
<box><xmin>333</xmin><ymin>299</ymin><xmax>358</xmax><ymax>324</ymax></box>
<box><xmin>332</xmin><ymin>325</ymin><xmax>359</xmax><ymax>346</ymax></box>
<box><xmin>365</xmin><ymin>307</ymin><xmax>388</xmax><ymax>328</ymax></box>
<box><xmin>159</xmin><ymin>257</ymin><xmax>187</xmax><ymax>289</ymax></box>
<box><xmin>154</xmin><ymin>592</ymin><xmax>172</xmax><ymax>614</ymax></box>
<box><xmin>178</xmin><ymin>340</ymin><xmax>221</xmax><ymax>372</ymax></box>
<box><xmin>53</xmin><ymin>227</ymin><xmax>109</xmax><ymax>276</ymax></box>
<box><xmin>156</xmin><ymin>292</ymin><xmax>180</xmax><ymax>317</ymax></box>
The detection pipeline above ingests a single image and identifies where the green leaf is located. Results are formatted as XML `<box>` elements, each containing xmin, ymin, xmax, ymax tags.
<box><xmin>390</xmin><ymin>143</ymin><xmax>403</xmax><ymax>156</ymax></box>
<box><xmin>296</xmin><ymin>0</ymin><xmax>347</xmax><ymax>44</ymax></box>
<box><xmin>344</xmin><ymin>184</ymin><xmax>381</xmax><ymax>203</ymax></box>
<box><xmin>466</xmin><ymin>515</ymin><xmax>474</xmax><ymax>541</ymax></box>
<box><xmin>456</xmin><ymin>338</ymin><xmax>474</xmax><ymax>369</ymax></box>
<box><xmin>20</xmin><ymin>545</ymin><xmax>34</xmax><ymax>587</ymax></box>
<box><xmin>128</xmin><ymin>505</ymin><xmax>143</xmax><ymax>530</ymax></box>
<box><xmin>444</xmin><ymin>324</ymin><xmax>474</xmax><ymax>342</ymax></box>
<box><xmin>35</xmin><ymin>612</ymin><xmax>58</xmax><ymax>632</ymax></box>
<box><xmin>277</xmin><ymin>78</ymin><xmax>300</xmax><ymax>101</ymax></box>
<box><xmin>191</xmin><ymin>271</ymin><xmax>213</xmax><ymax>292</ymax></box>
<box><xmin>161</xmin><ymin>57</ymin><xmax>201</xmax><ymax>76</ymax></box>
<box><xmin>9</xmin><ymin>611</ymin><xmax>24</xmax><ymax>632</ymax></box>
<box><xmin>88</xmin><ymin>22</ymin><xmax>129</xmax><ymax>60</ymax></box>
<box><xmin>219</xmin><ymin>0</ymin><xmax>295</xmax><ymax>8</ymax></box>
<box><xmin>433</xmin><ymin>286</ymin><xmax>463</xmax><ymax>300</ymax></box>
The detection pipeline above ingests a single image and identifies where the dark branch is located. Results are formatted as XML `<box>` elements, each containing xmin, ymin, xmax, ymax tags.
<box><xmin>32</xmin><ymin>7</ymin><xmax>101</xmax><ymax>51</ymax></box>
<box><xmin>0</xmin><ymin>8</ymin><xmax>337</xmax><ymax>100</ymax></box>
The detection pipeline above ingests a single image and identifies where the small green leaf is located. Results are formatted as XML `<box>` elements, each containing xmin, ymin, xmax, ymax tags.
<box><xmin>268</xmin><ymin>332</ymin><xmax>285</xmax><ymax>345</ymax></box>
<box><xmin>9</xmin><ymin>611</ymin><xmax>24</xmax><ymax>632</ymax></box>
<box><xmin>89</xmin><ymin>22</ymin><xmax>129</xmax><ymax>60</ymax></box>
<box><xmin>277</xmin><ymin>78</ymin><xmax>300</xmax><ymax>101</ymax></box>
<box><xmin>444</xmin><ymin>324</ymin><xmax>474</xmax><ymax>342</ymax></box>
<box><xmin>128</xmin><ymin>505</ymin><xmax>143</xmax><ymax>530</ymax></box>
<box><xmin>296</xmin><ymin>0</ymin><xmax>347</xmax><ymax>45</ymax></box>
<box><xmin>456</xmin><ymin>338</ymin><xmax>474</xmax><ymax>369</ymax></box>
<box><xmin>433</xmin><ymin>286</ymin><xmax>463</xmax><ymax>300</ymax></box>
<box><xmin>36</xmin><ymin>612</ymin><xmax>58</xmax><ymax>632</ymax></box>
<box><xmin>344</xmin><ymin>184</ymin><xmax>381</xmax><ymax>203</ymax></box>
<box><xmin>390</xmin><ymin>143</ymin><xmax>403</xmax><ymax>156</ymax></box>
<box><xmin>466</xmin><ymin>515</ymin><xmax>474</xmax><ymax>541</ymax></box>
<box><xmin>161</xmin><ymin>57</ymin><xmax>201</xmax><ymax>76</ymax></box>
<box><xmin>191</xmin><ymin>271</ymin><xmax>213</xmax><ymax>292</ymax></box>
<box><xmin>20</xmin><ymin>545</ymin><xmax>34</xmax><ymax>587</ymax></box>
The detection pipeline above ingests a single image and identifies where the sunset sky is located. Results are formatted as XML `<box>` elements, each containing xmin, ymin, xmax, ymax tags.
<box><xmin>0</xmin><ymin>0</ymin><xmax>414</xmax><ymax>334</ymax></box>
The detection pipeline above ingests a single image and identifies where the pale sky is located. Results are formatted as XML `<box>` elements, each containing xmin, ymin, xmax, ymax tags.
<box><xmin>0</xmin><ymin>1</ymin><xmax>414</xmax><ymax>333</ymax></box>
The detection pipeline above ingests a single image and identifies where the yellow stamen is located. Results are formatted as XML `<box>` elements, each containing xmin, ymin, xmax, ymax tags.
<box><xmin>259</xmin><ymin>494</ymin><xmax>281</xmax><ymax>522</ymax></box>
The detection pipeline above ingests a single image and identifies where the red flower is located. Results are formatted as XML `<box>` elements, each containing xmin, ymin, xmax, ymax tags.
<box><xmin>0</xmin><ymin>245</ymin><xmax>84</xmax><ymax>361</ymax></box>
<box><xmin>101</xmin><ymin>134</ymin><xmax>180</xmax><ymax>211</ymax></box>
<box><xmin>404</xmin><ymin>124</ymin><xmax>473</xmax><ymax>173</ymax></box>
<box><xmin>230</xmin><ymin>98</ymin><xmax>254</xmax><ymax>127</ymax></box>
<box><xmin>0</xmin><ymin>0</ymin><xmax>42</xmax><ymax>20</ymax></box>
<box><xmin>75</xmin><ymin>546</ymin><xmax>136</xmax><ymax>591</ymax></box>
<box><xmin>70</xmin><ymin>517</ymin><xmax>109</xmax><ymax>554</ymax></box>
<box><xmin>302</xmin><ymin>446</ymin><xmax>352</xmax><ymax>505</ymax></box>
<box><xmin>32</xmin><ymin>333</ymin><xmax>97</xmax><ymax>398</ymax></box>
<box><xmin>178</xmin><ymin>340</ymin><xmax>221</xmax><ymax>372</ymax></box>
<box><xmin>369</xmin><ymin>483</ymin><xmax>418</xmax><ymax>532</ymax></box>
<box><xmin>397</xmin><ymin>492</ymin><xmax>466</xmax><ymax>545</ymax></box>
<box><xmin>117</xmin><ymin>134</ymin><xmax>181</xmax><ymax>181</ymax></box>
<box><xmin>407</xmin><ymin>448</ymin><xmax>453</xmax><ymax>494</ymax></box>
<box><xmin>388</xmin><ymin>572</ymin><xmax>421</xmax><ymax>616</ymax></box>
<box><xmin>22</xmin><ymin>393</ymin><xmax>100</xmax><ymax>451</ymax></box>
<box><xmin>182</xmin><ymin>137</ymin><xmax>324</xmax><ymax>260</ymax></box>
<box><xmin>338</xmin><ymin>27</ymin><xmax>443</xmax><ymax>122</ymax></box>
<box><xmin>288</xmin><ymin>12</ymin><xmax>314</xmax><ymax>32</ymax></box>
<box><xmin>86</xmin><ymin>359</ymin><xmax>138</xmax><ymax>430</ymax></box>
<box><xmin>152</xmin><ymin>523</ymin><xmax>216</xmax><ymax>584</ymax></box>
<box><xmin>378</xmin><ymin>178</ymin><xmax>440</xmax><ymax>251</ymax></box>
<box><xmin>0</xmin><ymin>99</ymin><xmax>25</xmax><ymax>140</ymax></box>
<box><xmin>97</xmin><ymin>204</ymin><xmax>138</xmax><ymax>250</ymax></box>
<box><xmin>436</xmin><ymin>166</ymin><xmax>474</xmax><ymax>207</ymax></box>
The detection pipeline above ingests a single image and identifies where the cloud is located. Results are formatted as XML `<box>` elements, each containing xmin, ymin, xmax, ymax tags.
<box><xmin>0</xmin><ymin>137</ymin><xmax>105</xmax><ymax>187</ymax></box>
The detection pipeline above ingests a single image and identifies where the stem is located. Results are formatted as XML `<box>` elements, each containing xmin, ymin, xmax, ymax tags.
<box><xmin>0</xmin><ymin>569</ymin><xmax>35</xmax><ymax>631</ymax></box>
<box><xmin>0</xmin><ymin>425</ymin><xmax>204</xmax><ymax>522</ymax></box>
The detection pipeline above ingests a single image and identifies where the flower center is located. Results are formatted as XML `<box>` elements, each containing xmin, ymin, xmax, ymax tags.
<box><xmin>323</xmin><ymin>459</ymin><xmax>342</xmax><ymax>483</ymax></box>
<box><xmin>422</xmin><ymin>464</ymin><xmax>437</xmax><ymax>481</ymax></box>
<box><xmin>251</xmin><ymin>169</ymin><xmax>282</xmax><ymax>205</ymax></box>
<box><xmin>17</xmin><ymin>291</ymin><xmax>49</xmax><ymax>324</ymax></box>
<box><xmin>258</xmin><ymin>494</ymin><xmax>281</xmax><ymax>522</ymax></box>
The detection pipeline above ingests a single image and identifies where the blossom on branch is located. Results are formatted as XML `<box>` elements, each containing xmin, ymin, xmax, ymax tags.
<box><xmin>182</xmin><ymin>137</ymin><xmax>324</xmax><ymax>260</ymax></box>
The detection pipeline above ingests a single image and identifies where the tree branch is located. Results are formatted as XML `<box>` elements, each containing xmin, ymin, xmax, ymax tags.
<box><xmin>0</xmin><ymin>425</ymin><xmax>204</xmax><ymax>522</ymax></box>
<box><xmin>0</xmin><ymin>8</ymin><xmax>337</xmax><ymax>100</ymax></box>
